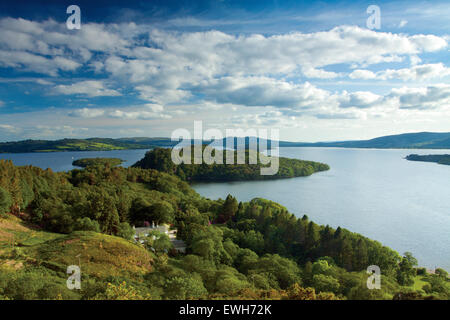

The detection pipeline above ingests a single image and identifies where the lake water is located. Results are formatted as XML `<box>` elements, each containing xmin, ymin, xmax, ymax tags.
<box><xmin>193</xmin><ymin>147</ymin><xmax>450</xmax><ymax>271</ymax></box>
<box><xmin>0</xmin><ymin>149</ymin><xmax>149</xmax><ymax>172</ymax></box>
<box><xmin>0</xmin><ymin>147</ymin><xmax>449</xmax><ymax>270</ymax></box>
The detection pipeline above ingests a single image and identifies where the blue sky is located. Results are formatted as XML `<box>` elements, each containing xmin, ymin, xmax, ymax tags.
<box><xmin>0</xmin><ymin>0</ymin><xmax>449</xmax><ymax>141</ymax></box>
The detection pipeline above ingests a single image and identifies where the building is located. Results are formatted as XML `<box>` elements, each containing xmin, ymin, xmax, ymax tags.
<box><xmin>133</xmin><ymin>223</ymin><xmax>186</xmax><ymax>253</ymax></box>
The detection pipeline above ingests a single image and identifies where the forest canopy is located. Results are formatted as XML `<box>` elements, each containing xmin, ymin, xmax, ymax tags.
<box><xmin>72</xmin><ymin>158</ymin><xmax>124</xmax><ymax>168</ymax></box>
<box><xmin>133</xmin><ymin>147</ymin><xmax>330</xmax><ymax>181</ymax></box>
<box><xmin>0</xmin><ymin>157</ymin><xmax>448</xmax><ymax>300</ymax></box>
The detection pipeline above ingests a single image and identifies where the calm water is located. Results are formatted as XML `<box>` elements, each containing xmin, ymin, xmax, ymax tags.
<box><xmin>193</xmin><ymin>147</ymin><xmax>450</xmax><ymax>271</ymax></box>
<box><xmin>0</xmin><ymin>147</ymin><xmax>449</xmax><ymax>270</ymax></box>
<box><xmin>0</xmin><ymin>149</ymin><xmax>149</xmax><ymax>172</ymax></box>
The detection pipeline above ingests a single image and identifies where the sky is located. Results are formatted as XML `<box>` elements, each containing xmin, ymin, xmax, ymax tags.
<box><xmin>0</xmin><ymin>0</ymin><xmax>449</xmax><ymax>142</ymax></box>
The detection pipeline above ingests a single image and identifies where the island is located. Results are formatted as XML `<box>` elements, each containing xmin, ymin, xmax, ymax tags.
<box><xmin>133</xmin><ymin>147</ymin><xmax>330</xmax><ymax>181</ymax></box>
<box><xmin>405</xmin><ymin>154</ymin><xmax>450</xmax><ymax>166</ymax></box>
<box><xmin>72</xmin><ymin>157</ymin><xmax>124</xmax><ymax>168</ymax></box>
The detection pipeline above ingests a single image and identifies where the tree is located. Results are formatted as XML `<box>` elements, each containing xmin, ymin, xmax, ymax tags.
<box><xmin>0</xmin><ymin>187</ymin><xmax>12</xmax><ymax>216</ymax></box>
<box><xmin>397</xmin><ymin>254</ymin><xmax>416</xmax><ymax>286</ymax></box>
<box><xmin>435</xmin><ymin>268</ymin><xmax>448</xmax><ymax>279</ymax></box>
<box><xmin>404</xmin><ymin>252</ymin><xmax>418</xmax><ymax>267</ymax></box>
<box><xmin>354</xmin><ymin>239</ymin><xmax>369</xmax><ymax>271</ymax></box>
<box><xmin>217</xmin><ymin>194</ymin><xmax>238</xmax><ymax>223</ymax></box>
<box><xmin>151</xmin><ymin>201</ymin><xmax>175</xmax><ymax>224</ymax></box>
<box><xmin>152</xmin><ymin>232</ymin><xmax>173</xmax><ymax>253</ymax></box>
<box><xmin>305</xmin><ymin>221</ymin><xmax>319</xmax><ymax>252</ymax></box>
<box><xmin>311</xmin><ymin>274</ymin><xmax>340</xmax><ymax>293</ymax></box>
<box><xmin>94</xmin><ymin>281</ymin><xmax>151</xmax><ymax>300</ymax></box>
<box><xmin>116</xmin><ymin>222</ymin><xmax>135</xmax><ymax>240</ymax></box>
<box><xmin>163</xmin><ymin>276</ymin><xmax>207</xmax><ymax>299</ymax></box>
<box><xmin>74</xmin><ymin>217</ymin><xmax>100</xmax><ymax>232</ymax></box>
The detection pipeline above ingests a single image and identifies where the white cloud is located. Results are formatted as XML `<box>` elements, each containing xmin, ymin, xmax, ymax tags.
<box><xmin>378</xmin><ymin>63</ymin><xmax>450</xmax><ymax>81</ymax></box>
<box><xmin>348</xmin><ymin>63</ymin><xmax>450</xmax><ymax>81</ymax></box>
<box><xmin>109</xmin><ymin>109</ymin><xmax>171</xmax><ymax>120</ymax></box>
<box><xmin>302</xmin><ymin>67</ymin><xmax>340</xmax><ymax>79</ymax></box>
<box><xmin>349</xmin><ymin>69</ymin><xmax>377</xmax><ymax>80</ymax></box>
<box><xmin>0</xmin><ymin>124</ymin><xmax>21</xmax><ymax>133</ymax></box>
<box><xmin>69</xmin><ymin>105</ymin><xmax>171</xmax><ymax>120</ymax></box>
<box><xmin>339</xmin><ymin>91</ymin><xmax>382</xmax><ymax>109</ymax></box>
<box><xmin>54</xmin><ymin>81</ymin><xmax>121</xmax><ymax>97</ymax></box>
<box><xmin>0</xmin><ymin>16</ymin><xmax>449</xmax><ymax>137</ymax></box>
<box><xmin>68</xmin><ymin>108</ymin><xmax>105</xmax><ymax>118</ymax></box>
<box><xmin>34</xmin><ymin>125</ymin><xmax>88</xmax><ymax>137</ymax></box>
<box><xmin>388</xmin><ymin>84</ymin><xmax>450</xmax><ymax>110</ymax></box>
<box><xmin>399</xmin><ymin>20</ymin><xmax>408</xmax><ymax>28</ymax></box>
<box><xmin>195</xmin><ymin>76</ymin><xmax>330</xmax><ymax>109</ymax></box>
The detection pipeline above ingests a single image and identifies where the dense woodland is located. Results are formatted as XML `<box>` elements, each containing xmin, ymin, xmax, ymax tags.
<box><xmin>406</xmin><ymin>154</ymin><xmax>450</xmax><ymax>166</ymax></box>
<box><xmin>72</xmin><ymin>158</ymin><xmax>124</xmax><ymax>168</ymax></box>
<box><xmin>0</xmin><ymin>158</ymin><xmax>449</xmax><ymax>300</ymax></box>
<box><xmin>133</xmin><ymin>147</ymin><xmax>330</xmax><ymax>181</ymax></box>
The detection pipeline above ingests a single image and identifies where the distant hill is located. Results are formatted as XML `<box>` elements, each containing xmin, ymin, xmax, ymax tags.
<box><xmin>1</xmin><ymin>132</ymin><xmax>450</xmax><ymax>153</ymax></box>
<box><xmin>280</xmin><ymin>132</ymin><xmax>450</xmax><ymax>149</ymax></box>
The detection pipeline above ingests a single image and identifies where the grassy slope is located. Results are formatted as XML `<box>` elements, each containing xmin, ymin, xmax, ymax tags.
<box><xmin>0</xmin><ymin>215</ymin><xmax>154</xmax><ymax>278</ymax></box>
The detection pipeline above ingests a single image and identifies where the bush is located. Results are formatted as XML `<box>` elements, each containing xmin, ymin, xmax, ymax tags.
<box><xmin>116</xmin><ymin>222</ymin><xmax>135</xmax><ymax>240</ymax></box>
<box><xmin>74</xmin><ymin>217</ymin><xmax>100</xmax><ymax>232</ymax></box>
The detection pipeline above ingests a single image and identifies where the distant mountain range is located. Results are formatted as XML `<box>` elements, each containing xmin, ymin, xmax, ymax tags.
<box><xmin>279</xmin><ymin>132</ymin><xmax>450</xmax><ymax>149</ymax></box>
<box><xmin>1</xmin><ymin>132</ymin><xmax>450</xmax><ymax>153</ymax></box>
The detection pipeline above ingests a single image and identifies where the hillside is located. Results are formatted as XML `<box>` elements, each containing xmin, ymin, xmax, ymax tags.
<box><xmin>0</xmin><ymin>158</ymin><xmax>449</xmax><ymax>300</ymax></box>
<box><xmin>0</xmin><ymin>138</ymin><xmax>149</xmax><ymax>153</ymax></box>
<box><xmin>2</xmin><ymin>132</ymin><xmax>450</xmax><ymax>153</ymax></box>
<box><xmin>281</xmin><ymin>132</ymin><xmax>450</xmax><ymax>149</ymax></box>
<box><xmin>0</xmin><ymin>215</ymin><xmax>155</xmax><ymax>299</ymax></box>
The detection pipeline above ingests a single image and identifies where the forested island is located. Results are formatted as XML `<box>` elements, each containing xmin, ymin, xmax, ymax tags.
<box><xmin>133</xmin><ymin>147</ymin><xmax>330</xmax><ymax>181</ymax></box>
<box><xmin>72</xmin><ymin>158</ymin><xmax>124</xmax><ymax>168</ymax></box>
<box><xmin>0</xmin><ymin>155</ymin><xmax>448</xmax><ymax>300</ymax></box>
<box><xmin>405</xmin><ymin>154</ymin><xmax>450</xmax><ymax>166</ymax></box>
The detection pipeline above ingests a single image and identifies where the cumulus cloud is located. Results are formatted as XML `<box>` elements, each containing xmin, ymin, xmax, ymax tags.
<box><xmin>68</xmin><ymin>104</ymin><xmax>171</xmax><ymax>120</ymax></box>
<box><xmin>349</xmin><ymin>69</ymin><xmax>376</xmax><ymax>80</ymax></box>
<box><xmin>109</xmin><ymin>109</ymin><xmax>171</xmax><ymax>120</ymax></box>
<box><xmin>53</xmin><ymin>81</ymin><xmax>121</xmax><ymax>97</ymax></box>
<box><xmin>388</xmin><ymin>84</ymin><xmax>450</xmax><ymax>110</ymax></box>
<box><xmin>0</xmin><ymin>124</ymin><xmax>21</xmax><ymax>133</ymax></box>
<box><xmin>34</xmin><ymin>125</ymin><xmax>88</xmax><ymax>137</ymax></box>
<box><xmin>349</xmin><ymin>63</ymin><xmax>450</xmax><ymax>81</ymax></box>
<box><xmin>68</xmin><ymin>108</ymin><xmax>105</xmax><ymax>118</ymax></box>
<box><xmin>399</xmin><ymin>20</ymin><xmax>408</xmax><ymax>28</ymax></box>
<box><xmin>338</xmin><ymin>91</ymin><xmax>382</xmax><ymax>109</ymax></box>
<box><xmin>195</xmin><ymin>77</ymin><xmax>330</xmax><ymax>109</ymax></box>
<box><xmin>0</xmin><ymin>16</ymin><xmax>449</xmax><ymax>127</ymax></box>
<box><xmin>378</xmin><ymin>63</ymin><xmax>450</xmax><ymax>81</ymax></box>
<box><xmin>302</xmin><ymin>67</ymin><xmax>340</xmax><ymax>79</ymax></box>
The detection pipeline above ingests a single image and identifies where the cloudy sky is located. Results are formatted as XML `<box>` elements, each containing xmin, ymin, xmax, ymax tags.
<box><xmin>0</xmin><ymin>0</ymin><xmax>449</xmax><ymax>142</ymax></box>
